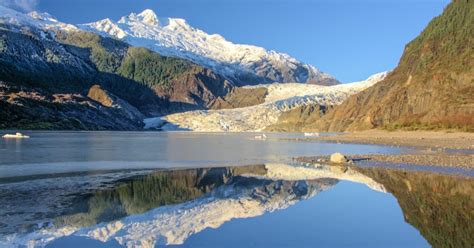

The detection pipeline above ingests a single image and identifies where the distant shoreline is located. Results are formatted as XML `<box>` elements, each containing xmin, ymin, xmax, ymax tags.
<box><xmin>296</xmin><ymin>130</ymin><xmax>474</xmax><ymax>169</ymax></box>
<box><xmin>313</xmin><ymin>130</ymin><xmax>474</xmax><ymax>150</ymax></box>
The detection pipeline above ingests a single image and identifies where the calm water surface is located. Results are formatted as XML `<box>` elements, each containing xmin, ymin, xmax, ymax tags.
<box><xmin>0</xmin><ymin>131</ymin><xmax>404</xmax><ymax>178</ymax></box>
<box><xmin>0</xmin><ymin>132</ymin><xmax>472</xmax><ymax>247</ymax></box>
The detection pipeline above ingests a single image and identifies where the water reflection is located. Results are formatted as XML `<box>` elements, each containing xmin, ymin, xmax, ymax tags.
<box><xmin>0</xmin><ymin>164</ymin><xmax>472</xmax><ymax>248</ymax></box>
<box><xmin>355</xmin><ymin>167</ymin><xmax>474</xmax><ymax>248</ymax></box>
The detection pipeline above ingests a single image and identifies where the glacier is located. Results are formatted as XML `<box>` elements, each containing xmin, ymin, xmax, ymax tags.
<box><xmin>152</xmin><ymin>71</ymin><xmax>388</xmax><ymax>132</ymax></box>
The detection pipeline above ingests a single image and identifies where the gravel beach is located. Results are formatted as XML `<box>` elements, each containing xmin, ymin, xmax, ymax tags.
<box><xmin>297</xmin><ymin>130</ymin><xmax>474</xmax><ymax>169</ymax></box>
<box><xmin>316</xmin><ymin>130</ymin><xmax>474</xmax><ymax>150</ymax></box>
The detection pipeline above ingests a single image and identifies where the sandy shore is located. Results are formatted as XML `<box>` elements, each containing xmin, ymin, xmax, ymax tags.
<box><xmin>317</xmin><ymin>130</ymin><xmax>474</xmax><ymax>150</ymax></box>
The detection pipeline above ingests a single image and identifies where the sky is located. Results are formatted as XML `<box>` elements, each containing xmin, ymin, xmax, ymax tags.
<box><xmin>3</xmin><ymin>0</ymin><xmax>449</xmax><ymax>82</ymax></box>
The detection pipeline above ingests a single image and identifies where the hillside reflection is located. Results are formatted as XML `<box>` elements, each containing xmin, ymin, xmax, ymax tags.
<box><xmin>54</xmin><ymin>165</ymin><xmax>270</xmax><ymax>228</ymax></box>
<box><xmin>356</xmin><ymin>167</ymin><xmax>474</xmax><ymax>248</ymax></box>
<box><xmin>0</xmin><ymin>164</ymin><xmax>472</xmax><ymax>248</ymax></box>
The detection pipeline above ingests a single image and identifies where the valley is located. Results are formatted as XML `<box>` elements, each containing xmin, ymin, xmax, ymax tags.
<box><xmin>0</xmin><ymin>1</ymin><xmax>473</xmax><ymax>246</ymax></box>
<box><xmin>154</xmin><ymin>72</ymin><xmax>388</xmax><ymax>131</ymax></box>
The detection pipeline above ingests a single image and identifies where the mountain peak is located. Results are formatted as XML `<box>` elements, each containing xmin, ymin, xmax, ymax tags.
<box><xmin>0</xmin><ymin>6</ymin><xmax>76</xmax><ymax>31</ymax></box>
<box><xmin>27</xmin><ymin>11</ymin><xmax>57</xmax><ymax>22</ymax></box>
<box><xmin>118</xmin><ymin>9</ymin><xmax>160</xmax><ymax>26</ymax></box>
<box><xmin>138</xmin><ymin>9</ymin><xmax>157</xmax><ymax>17</ymax></box>
<box><xmin>137</xmin><ymin>9</ymin><xmax>159</xmax><ymax>25</ymax></box>
<box><xmin>83</xmin><ymin>18</ymin><xmax>126</xmax><ymax>39</ymax></box>
<box><xmin>80</xmin><ymin>8</ymin><xmax>339</xmax><ymax>86</ymax></box>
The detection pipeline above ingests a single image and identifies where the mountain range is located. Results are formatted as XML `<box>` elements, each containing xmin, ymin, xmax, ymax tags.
<box><xmin>0</xmin><ymin>6</ymin><xmax>343</xmax><ymax>130</ymax></box>
<box><xmin>0</xmin><ymin>18</ymin><xmax>231</xmax><ymax>129</ymax></box>
<box><xmin>1</xmin><ymin>0</ymin><xmax>472</xmax><ymax>132</ymax></box>
<box><xmin>81</xmin><ymin>9</ymin><xmax>339</xmax><ymax>86</ymax></box>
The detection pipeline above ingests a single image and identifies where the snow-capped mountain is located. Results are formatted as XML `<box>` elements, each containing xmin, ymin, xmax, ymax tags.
<box><xmin>0</xmin><ymin>5</ymin><xmax>77</xmax><ymax>32</ymax></box>
<box><xmin>80</xmin><ymin>9</ymin><xmax>340</xmax><ymax>86</ymax></box>
<box><xmin>148</xmin><ymin>72</ymin><xmax>388</xmax><ymax>131</ymax></box>
<box><xmin>0</xmin><ymin>6</ymin><xmax>338</xmax><ymax>86</ymax></box>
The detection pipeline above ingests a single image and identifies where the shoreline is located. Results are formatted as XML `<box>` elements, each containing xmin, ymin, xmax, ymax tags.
<box><xmin>296</xmin><ymin>152</ymin><xmax>474</xmax><ymax>169</ymax></box>
<box><xmin>315</xmin><ymin>130</ymin><xmax>474</xmax><ymax>150</ymax></box>
<box><xmin>297</xmin><ymin>130</ymin><xmax>474</xmax><ymax>169</ymax></box>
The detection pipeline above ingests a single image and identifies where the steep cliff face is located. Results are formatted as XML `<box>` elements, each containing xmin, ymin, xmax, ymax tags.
<box><xmin>314</xmin><ymin>0</ymin><xmax>474</xmax><ymax>131</ymax></box>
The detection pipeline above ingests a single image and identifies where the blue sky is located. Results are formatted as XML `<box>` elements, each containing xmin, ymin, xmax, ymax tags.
<box><xmin>30</xmin><ymin>0</ymin><xmax>449</xmax><ymax>82</ymax></box>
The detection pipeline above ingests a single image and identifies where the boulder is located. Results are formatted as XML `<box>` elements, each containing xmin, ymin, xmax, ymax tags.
<box><xmin>330</xmin><ymin>153</ymin><xmax>347</xmax><ymax>164</ymax></box>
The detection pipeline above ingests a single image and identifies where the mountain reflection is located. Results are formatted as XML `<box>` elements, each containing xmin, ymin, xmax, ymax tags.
<box><xmin>0</xmin><ymin>164</ymin><xmax>472</xmax><ymax>248</ymax></box>
<box><xmin>55</xmin><ymin>165</ymin><xmax>269</xmax><ymax>228</ymax></box>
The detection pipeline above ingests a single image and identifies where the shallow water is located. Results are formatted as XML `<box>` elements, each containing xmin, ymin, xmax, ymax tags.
<box><xmin>0</xmin><ymin>131</ymin><xmax>404</xmax><ymax>178</ymax></box>
<box><xmin>0</xmin><ymin>132</ymin><xmax>472</xmax><ymax>247</ymax></box>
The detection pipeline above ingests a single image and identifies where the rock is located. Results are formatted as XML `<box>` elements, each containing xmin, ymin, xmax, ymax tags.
<box><xmin>209</xmin><ymin>87</ymin><xmax>268</xmax><ymax>110</ymax></box>
<box><xmin>87</xmin><ymin>85</ymin><xmax>114</xmax><ymax>107</ymax></box>
<box><xmin>0</xmin><ymin>84</ymin><xmax>145</xmax><ymax>130</ymax></box>
<box><xmin>88</xmin><ymin>84</ymin><xmax>145</xmax><ymax>122</ymax></box>
<box><xmin>265</xmin><ymin>104</ymin><xmax>333</xmax><ymax>132</ymax></box>
<box><xmin>330</xmin><ymin>153</ymin><xmax>348</xmax><ymax>164</ymax></box>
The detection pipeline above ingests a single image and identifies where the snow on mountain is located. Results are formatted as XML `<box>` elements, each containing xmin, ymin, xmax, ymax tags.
<box><xmin>153</xmin><ymin>71</ymin><xmax>388</xmax><ymax>132</ymax></box>
<box><xmin>0</xmin><ymin>5</ymin><xmax>77</xmax><ymax>32</ymax></box>
<box><xmin>0</xmin><ymin>7</ymin><xmax>338</xmax><ymax>86</ymax></box>
<box><xmin>80</xmin><ymin>9</ymin><xmax>340</xmax><ymax>86</ymax></box>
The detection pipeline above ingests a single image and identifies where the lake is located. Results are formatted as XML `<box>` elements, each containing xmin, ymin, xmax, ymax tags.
<box><xmin>0</xmin><ymin>132</ymin><xmax>472</xmax><ymax>247</ymax></box>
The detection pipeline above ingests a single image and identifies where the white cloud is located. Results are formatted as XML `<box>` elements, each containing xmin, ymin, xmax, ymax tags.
<box><xmin>0</xmin><ymin>0</ymin><xmax>38</xmax><ymax>12</ymax></box>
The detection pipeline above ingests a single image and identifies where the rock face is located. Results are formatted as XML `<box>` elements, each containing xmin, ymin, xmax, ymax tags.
<box><xmin>87</xmin><ymin>85</ymin><xmax>145</xmax><ymax>121</ymax></box>
<box><xmin>152</xmin><ymin>67</ymin><xmax>233</xmax><ymax>112</ymax></box>
<box><xmin>265</xmin><ymin>104</ymin><xmax>332</xmax><ymax>132</ymax></box>
<box><xmin>330</xmin><ymin>153</ymin><xmax>347</xmax><ymax>164</ymax></box>
<box><xmin>210</xmin><ymin>87</ymin><xmax>268</xmax><ymax>110</ymax></box>
<box><xmin>0</xmin><ymin>83</ymin><xmax>144</xmax><ymax>130</ymax></box>
<box><xmin>313</xmin><ymin>0</ymin><xmax>474</xmax><ymax>131</ymax></box>
<box><xmin>87</xmin><ymin>85</ymin><xmax>115</xmax><ymax>107</ymax></box>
